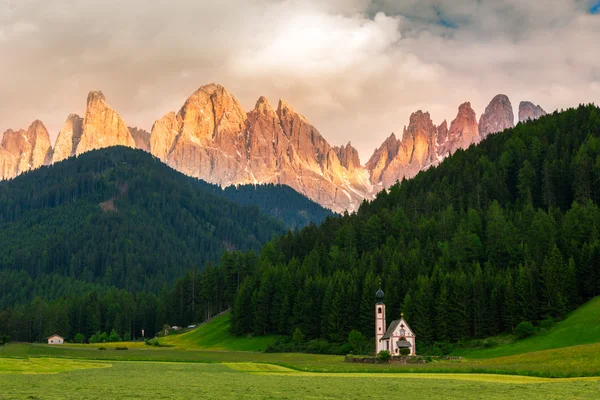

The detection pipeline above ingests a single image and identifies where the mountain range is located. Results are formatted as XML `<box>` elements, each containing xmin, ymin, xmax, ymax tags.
<box><xmin>0</xmin><ymin>85</ymin><xmax>546</xmax><ymax>212</ymax></box>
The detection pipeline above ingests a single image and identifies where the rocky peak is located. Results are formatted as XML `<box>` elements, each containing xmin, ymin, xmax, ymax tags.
<box><xmin>26</xmin><ymin>120</ymin><xmax>53</xmax><ymax>167</ymax></box>
<box><xmin>439</xmin><ymin>102</ymin><xmax>480</xmax><ymax>156</ymax></box>
<box><xmin>401</xmin><ymin>110</ymin><xmax>437</xmax><ymax>166</ymax></box>
<box><xmin>76</xmin><ymin>91</ymin><xmax>135</xmax><ymax>156</ymax></box>
<box><xmin>150</xmin><ymin>112</ymin><xmax>181</xmax><ymax>162</ymax></box>
<box><xmin>87</xmin><ymin>91</ymin><xmax>106</xmax><ymax>104</ymax></box>
<box><xmin>177</xmin><ymin>84</ymin><xmax>247</xmax><ymax>147</ymax></box>
<box><xmin>436</xmin><ymin>120</ymin><xmax>448</xmax><ymax>148</ymax></box>
<box><xmin>333</xmin><ymin>142</ymin><xmax>361</xmax><ymax>171</ymax></box>
<box><xmin>53</xmin><ymin>114</ymin><xmax>84</xmax><ymax>163</ymax></box>
<box><xmin>129</xmin><ymin>127</ymin><xmax>151</xmax><ymax>152</ymax></box>
<box><xmin>0</xmin><ymin>120</ymin><xmax>52</xmax><ymax>177</ymax></box>
<box><xmin>479</xmin><ymin>94</ymin><xmax>514</xmax><ymax>139</ymax></box>
<box><xmin>519</xmin><ymin>101</ymin><xmax>547</xmax><ymax>122</ymax></box>
<box><xmin>365</xmin><ymin>110</ymin><xmax>438</xmax><ymax>189</ymax></box>
<box><xmin>365</xmin><ymin>133</ymin><xmax>401</xmax><ymax>174</ymax></box>
<box><xmin>277</xmin><ymin>98</ymin><xmax>329</xmax><ymax>167</ymax></box>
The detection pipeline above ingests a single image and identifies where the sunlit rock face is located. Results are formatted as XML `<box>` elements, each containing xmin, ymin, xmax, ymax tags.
<box><xmin>519</xmin><ymin>101</ymin><xmax>547</xmax><ymax>123</ymax></box>
<box><xmin>76</xmin><ymin>91</ymin><xmax>136</xmax><ymax>156</ymax></box>
<box><xmin>0</xmin><ymin>120</ymin><xmax>52</xmax><ymax>178</ymax></box>
<box><xmin>53</xmin><ymin>114</ymin><xmax>83</xmax><ymax>163</ymax></box>
<box><xmin>366</xmin><ymin>111</ymin><xmax>437</xmax><ymax>188</ymax></box>
<box><xmin>479</xmin><ymin>94</ymin><xmax>514</xmax><ymax>139</ymax></box>
<box><xmin>0</xmin><ymin>83</ymin><xmax>546</xmax><ymax>212</ymax></box>
<box><xmin>439</xmin><ymin>102</ymin><xmax>480</xmax><ymax>157</ymax></box>
<box><xmin>148</xmin><ymin>84</ymin><xmax>372</xmax><ymax>212</ymax></box>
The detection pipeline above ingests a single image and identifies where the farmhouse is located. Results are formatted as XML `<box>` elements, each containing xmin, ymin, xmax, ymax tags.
<box><xmin>47</xmin><ymin>334</ymin><xmax>64</xmax><ymax>345</ymax></box>
<box><xmin>375</xmin><ymin>289</ymin><xmax>416</xmax><ymax>356</ymax></box>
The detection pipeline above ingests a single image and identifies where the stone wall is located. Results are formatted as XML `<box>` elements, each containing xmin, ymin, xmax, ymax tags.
<box><xmin>344</xmin><ymin>355</ymin><xmax>463</xmax><ymax>364</ymax></box>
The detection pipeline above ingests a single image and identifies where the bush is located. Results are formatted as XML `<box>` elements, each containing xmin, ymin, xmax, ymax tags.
<box><xmin>400</xmin><ymin>348</ymin><xmax>411</xmax><ymax>356</ymax></box>
<box><xmin>123</xmin><ymin>332</ymin><xmax>131</xmax><ymax>342</ymax></box>
<box><xmin>0</xmin><ymin>335</ymin><xmax>11</xmax><ymax>345</ymax></box>
<box><xmin>108</xmin><ymin>329</ymin><xmax>122</xmax><ymax>343</ymax></box>
<box><xmin>292</xmin><ymin>328</ymin><xmax>305</xmax><ymax>344</ymax></box>
<box><xmin>74</xmin><ymin>333</ymin><xmax>85</xmax><ymax>344</ymax></box>
<box><xmin>347</xmin><ymin>330</ymin><xmax>369</xmax><ymax>355</ymax></box>
<box><xmin>515</xmin><ymin>321</ymin><xmax>537</xmax><ymax>339</ymax></box>
<box><xmin>377</xmin><ymin>350</ymin><xmax>391</xmax><ymax>362</ymax></box>
<box><xmin>539</xmin><ymin>317</ymin><xmax>556</xmax><ymax>332</ymax></box>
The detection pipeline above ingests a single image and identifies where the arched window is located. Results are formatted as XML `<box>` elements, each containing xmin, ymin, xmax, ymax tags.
<box><xmin>378</xmin><ymin>307</ymin><xmax>382</xmax><ymax>314</ymax></box>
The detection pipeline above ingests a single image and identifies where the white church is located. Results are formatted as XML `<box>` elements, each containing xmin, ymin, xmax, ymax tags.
<box><xmin>375</xmin><ymin>288</ymin><xmax>416</xmax><ymax>356</ymax></box>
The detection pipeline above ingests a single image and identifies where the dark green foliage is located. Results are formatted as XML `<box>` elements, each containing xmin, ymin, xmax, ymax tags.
<box><xmin>0</xmin><ymin>335</ymin><xmax>10</xmax><ymax>345</ymax></box>
<box><xmin>73</xmin><ymin>333</ymin><xmax>85</xmax><ymax>344</ymax></box>
<box><xmin>0</xmin><ymin>147</ymin><xmax>331</xmax><ymax>342</ymax></box>
<box><xmin>228</xmin><ymin>105</ymin><xmax>600</xmax><ymax>348</ymax></box>
<box><xmin>0</xmin><ymin>147</ymin><xmax>288</xmax><ymax>294</ymax></box>
<box><xmin>377</xmin><ymin>350</ymin><xmax>391</xmax><ymax>362</ymax></box>
<box><xmin>205</xmin><ymin>184</ymin><xmax>333</xmax><ymax>229</ymax></box>
<box><xmin>400</xmin><ymin>348</ymin><xmax>411</xmax><ymax>356</ymax></box>
<box><xmin>514</xmin><ymin>322</ymin><xmax>537</xmax><ymax>339</ymax></box>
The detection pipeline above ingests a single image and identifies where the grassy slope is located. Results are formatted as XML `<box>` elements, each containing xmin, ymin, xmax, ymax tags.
<box><xmin>453</xmin><ymin>297</ymin><xmax>600</xmax><ymax>359</ymax></box>
<box><xmin>160</xmin><ymin>313</ymin><xmax>280</xmax><ymax>352</ymax></box>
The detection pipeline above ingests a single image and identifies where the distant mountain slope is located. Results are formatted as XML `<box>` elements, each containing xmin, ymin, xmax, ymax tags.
<box><xmin>200</xmin><ymin>184</ymin><xmax>333</xmax><ymax>229</ymax></box>
<box><xmin>0</xmin><ymin>147</ymin><xmax>287</xmax><ymax>292</ymax></box>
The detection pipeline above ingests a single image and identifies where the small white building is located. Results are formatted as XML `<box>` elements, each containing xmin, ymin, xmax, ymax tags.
<box><xmin>375</xmin><ymin>289</ymin><xmax>416</xmax><ymax>356</ymax></box>
<box><xmin>47</xmin><ymin>335</ymin><xmax>64</xmax><ymax>345</ymax></box>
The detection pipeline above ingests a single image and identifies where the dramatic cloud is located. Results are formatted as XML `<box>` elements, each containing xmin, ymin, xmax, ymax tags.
<box><xmin>1</xmin><ymin>0</ymin><xmax>599</xmax><ymax>161</ymax></box>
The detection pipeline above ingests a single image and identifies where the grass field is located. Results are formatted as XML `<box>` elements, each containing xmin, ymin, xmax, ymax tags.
<box><xmin>0</xmin><ymin>358</ymin><xmax>599</xmax><ymax>400</ymax></box>
<box><xmin>3</xmin><ymin>298</ymin><xmax>600</xmax><ymax>398</ymax></box>
<box><xmin>160</xmin><ymin>313</ymin><xmax>280</xmax><ymax>351</ymax></box>
<box><xmin>453</xmin><ymin>297</ymin><xmax>600</xmax><ymax>359</ymax></box>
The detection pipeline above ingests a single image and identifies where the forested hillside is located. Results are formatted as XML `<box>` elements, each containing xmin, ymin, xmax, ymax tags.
<box><xmin>220</xmin><ymin>104</ymin><xmax>600</xmax><ymax>348</ymax></box>
<box><xmin>3</xmin><ymin>105</ymin><xmax>600</xmax><ymax>346</ymax></box>
<box><xmin>199</xmin><ymin>184</ymin><xmax>333</xmax><ymax>229</ymax></box>
<box><xmin>0</xmin><ymin>147</ymin><xmax>333</xmax><ymax>341</ymax></box>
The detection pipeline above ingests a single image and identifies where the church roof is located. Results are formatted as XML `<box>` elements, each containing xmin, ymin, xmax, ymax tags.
<box><xmin>380</xmin><ymin>318</ymin><xmax>415</xmax><ymax>341</ymax></box>
<box><xmin>380</xmin><ymin>320</ymin><xmax>401</xmax><ymax>340</ymax></box>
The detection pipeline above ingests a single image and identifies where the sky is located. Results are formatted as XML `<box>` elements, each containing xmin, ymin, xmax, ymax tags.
<box><xmin>1</xmin><ymin>0</ymin><xmax>599</xmax><ymax>163</ymax></box>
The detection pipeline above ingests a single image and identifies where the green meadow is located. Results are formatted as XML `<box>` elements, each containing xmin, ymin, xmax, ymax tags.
<box><xmin>1</xmin><ymin>359</ymin><xmax>599</xmax><ymax>400</ymax></box>
<box><xmin>3</xmin><ymin>298</ymin><xmax>600</xmax><ymax>399</ymax></box>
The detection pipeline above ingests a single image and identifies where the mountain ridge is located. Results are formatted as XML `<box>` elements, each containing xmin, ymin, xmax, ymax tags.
<box><xmin>0</xmin><ymin>84</ymin><xmax>549</xmax><ymax>212</ymax></box>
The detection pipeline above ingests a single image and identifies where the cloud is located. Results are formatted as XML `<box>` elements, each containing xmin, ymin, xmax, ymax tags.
<box><xmin>0</xmin><ymin>0</ymin><xmax>599</xmax><ymax>162</ymax></box>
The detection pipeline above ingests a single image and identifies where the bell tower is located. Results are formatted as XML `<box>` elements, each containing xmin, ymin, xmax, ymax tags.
<box><xmin>375</xmin><ymin>288</ymin><xmax>386</xmax><ymax>353</ymax></box>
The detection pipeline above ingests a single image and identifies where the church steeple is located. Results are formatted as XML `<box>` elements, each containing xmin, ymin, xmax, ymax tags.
<box><xmin>375</xmin><ymin>288</ymin><xmax>386</xmax><ymax>353</ymax></box>
<box><xmin>376</xmin><ymin>288</ymin><xmax>385</xmax><ymax>304</ymax></box>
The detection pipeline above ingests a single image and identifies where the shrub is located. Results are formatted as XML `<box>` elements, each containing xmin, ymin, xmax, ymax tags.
<box><xmin>400</xmin><ymin>348</ymin><xmax>411</xmax><ymax>356</ymax></box>
<box><xmin>292</xmin><ymin>328</ymin><xmax>305</xmax><ymax>344</ymax></box>
<box><xmin>539</xmin><ymin>317</ymin><xmax>556</xmax><ymax>332</ymax></box>
<box><xmin>515</xmin><ymin>321</ymin><xmax>537</xmax><ymax>339</ymax></box>
<box><xmin>108</xmin><ymin>329</ymin><xmax>122</xmax><ymax>343</ymax></box>
<box><xmin>0</xmin><ymin>335</ymin><xmax>11</xmax><ymax>345</ymax></box>
<box><xmin>89</xmin><ymin>331</ymin><xmax>102</xmax><ymax>344</ymax></box>
<box><xmin>377</xmin><ymin>350</ymin><xmax>391</xmax><ymax>362</ymax></box>
<box><xmin>123</xmin><ymin>332</ymin><xmax>131</xmax><ymax>342</ymax></box>
<box><xmin>347</xmin><ymin>330</ymin><xmax>369</xmax><ymax>355</ymax></box>
<box><xmin>74</xmin><ymin>333</ymin><xmax>85</xmax><ymax>344</ymax></box>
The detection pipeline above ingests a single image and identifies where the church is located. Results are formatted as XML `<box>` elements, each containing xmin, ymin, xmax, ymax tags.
<box><xmin>375</xmin><ymin>288</ymin><xmax>416</xmax><ymax>356</ymax></box>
